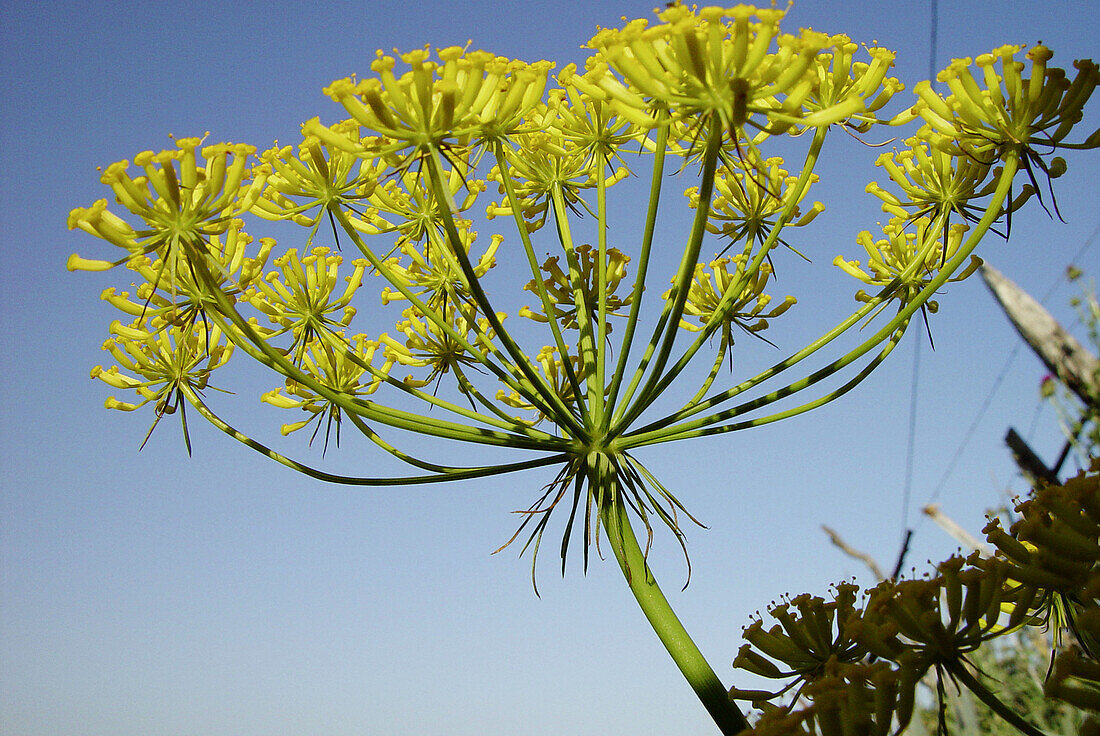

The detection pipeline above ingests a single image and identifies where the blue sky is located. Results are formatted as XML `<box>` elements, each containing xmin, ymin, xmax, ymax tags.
<box><xmin>2</xmin><ymin>1</ymin><xmax>1098</xmax><ymax>734</ymax></box>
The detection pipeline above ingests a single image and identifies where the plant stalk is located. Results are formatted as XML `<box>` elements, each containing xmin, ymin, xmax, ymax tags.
<box><xmin>601</xmin><ymin>495</ymin><xmax>750</xmax><ymax>735</ymax></box>
<box><xmin>948</xmin><ymin>661</ymin><xmax>1049</xmax><ymax>736</ymax></box>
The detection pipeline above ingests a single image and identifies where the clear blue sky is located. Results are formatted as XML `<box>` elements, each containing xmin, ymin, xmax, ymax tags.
<box><xmin>2</xmin><ymin>2</ymin><xmax>1098</xmax><ymax>734</ymax></box>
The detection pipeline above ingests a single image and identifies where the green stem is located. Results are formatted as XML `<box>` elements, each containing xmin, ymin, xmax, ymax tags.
<box><xmin>423</xmin><ymin>150</ymin><xmax>587</xmax><ymax>437</ymax></box>
<box><xmin>605</xmin><ymin>111</ymin><xmax>669</xmax><ymax>418</ymax></box>
<box><xmin>612</xmin><ymin>116</ymin><xmax>724</xmax><ymax>433</ymax></box>
<box><xmin>601</xmin><ymin>495</ymin><xmax>749</xmax><ymax>735</ymax></box>
<box><xmin>948</xmin><ymin>661</ymin><xmax>1049</xmax><ymax>736</ymax></box>
<box><xmin>491</xmin><ymin>142</ymin><xmax>585</xmax><ymax>406</ymax></box>
<box><xmin>182</xmin><ymin>385</ymin><xmax>568</xmax><ymax>484</ymax></box>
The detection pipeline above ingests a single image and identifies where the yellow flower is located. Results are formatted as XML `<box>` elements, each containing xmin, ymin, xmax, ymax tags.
<box><xmin>734</xmin><ymin>584</ymin><xmax>866</xmax><ymax>683</ymax></box>
<box><xmin>364</xmin><ymin>165</ymin><xmax>487</xmax><ymax>246</ymax></box>
<box><xmin>834</xmin><ymin>218</ymin><xmax>980</xmax><ymax>313</ymax></box>
<box><xmin>92</xmin><ymin>319</ymin><xmax>233</xmax><ymax>453</ymax></box>
<box><xmin>983</xmin><ymin>462</ymin><xmax>1100</xmax><ymax>656</ymax></box>
<box><xmin>543</xmin><ymin>77</ymin><xmax>647</xmax><ymax>170</ymax></box>
<box><xmin>585</xmin><ymin>6</ymin><xmax>850</xmax><ymax>142</ymax></box>
<box><xmin>916</xmin><ymin>45</ymin><xmax>1097</xmax><ymax>155</ymax></box>
<box><xmin>379</xmin><ymin>222</ymin><xmax>502</xmax><ymax>312</ymax></box>
<box><xmin>487</xmin><ymin>129</ymin><xmax>626</xmax><ymax>231</ymax></box>
<box><xmin>253</xmin><ymin>124</ymin><xmax>391</xmax><ymax>245</ymax></box>
<box><xmin>672</xmin><ymin>256</ymin><xmax>795</xmax><ymax>339</ymax></box>
<box><xmin>306</xmin><ymin>46</ymin><xmax>554</xmax><ymax>162</ymax></box>
<box><xmin>805</xmin><ymin>36</ymin><xmax>903</xmax><ymax>133</ymax></box>
<box><xmin>910</xmin><ymin>45</ymin><xmax>1098</xmax><ymax>217</ymax></box>
<box><xmin>519</xmin><ymin>244</ymin><xmax>633</xmax><ymax>333</ymax></box>
<box><xmin>378</xmin><ymin>302</ymin><xmax>499</xmax><ymax>391</ymax></box>
<box><xmin>496</xmin><ymin>345</ymin><xmax>583</xmax><ymax>422</ymax></box>
<box><xmin>246</xmin><ymin>246</ymin><xmax>369</xmax><ymax>363</ymax></box>
<box><xmin>866</xmin><ymin>138</ymin><xmax>997</xmax><ymax>223</ymax></box>
<box><xmin>99</xmin><ymin>220</ymin><xmax>274</xmax><ymax>332</ymax></box>
<box><xmin>262</xmin><ymin>334</ymin><xmax>393</xmax><ymax>446</ymax></box>
<box><xmin>688</xmin><ymin>152</ymin><xmax>823</xmax><ymax>255</ymax></box>
<box><xmin>856</xmin><ymin>556</ymin><xmax>1011</xmax><ymax>673</ymax></box>
<box><xmin>68</xmin><ymin>138</ymin><xmax>269</xmax><ymax>339</ymax></box>
<box><xmin>70</xmin><ymin>137</ymin><xmax>263</xmax><ymax>263</ymax></box>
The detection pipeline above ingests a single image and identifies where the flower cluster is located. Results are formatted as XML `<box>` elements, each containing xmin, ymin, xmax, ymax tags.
<box><xmin>583</xmin><ymin>5</ymin><xmax>858</xmax><ymax>139</ymax></box>
<box><xmin>834</xmin><ymin>217</ymin><xmax>980</xmax><ymax>313</ymax></box>
<box><xmin>91</xmin><ymin>320</ymin><xmax>233</xmax><ymax>454</ymax></box>
<box><xmin>262</xmin><ymin>334</ymin><xmax>391</xmax><ymax>440</ymax></box>
<box><xmin>913</xmin><ymin>45</ymin><xmax>1098</xmax><ymax>160</ymax></box>
<box><xmin>673</xmin><ymin>256</ymin><xmax>795</xmax><ymax>342</ymax></box>
<box><xmin>520</xmin><ymin>244</ymin><xmax>633</xmax><ymax>333</ymax></box>
<box><xmin>733</xmin><ymin>462</ymin><xmax>1100</xmax><ymax>736</ymax></box>
<box><xmin>68</xmin><ymin>10</ymin><xmax>1098</xmax><ymax>733</ymax></box>
<box><xmin>68</xmin><ymin>1</ymin><xmax>1098</xmax><ymax>599</ymax></box>
<box><xmin>688</xmin><ymin>152</ymin><xmax>823</xmax><ymax>255</ymax></box>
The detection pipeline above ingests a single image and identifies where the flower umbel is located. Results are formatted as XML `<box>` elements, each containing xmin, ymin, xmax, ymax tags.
<box><xmin>834</xmin><ymin>217</ymin><xmax>981</xmax><ymax>320</ymax></box>
<box><xmin>247</xmin><ymin>246</ymin><xmax>369</xmax><ymax>364</ymax></box>
<box><xmin>69</xmin><ymin>11</ymin><xmax>1099</xmax><ymax>735</ymax></box>
<box><xmin>93</xmin><ymin>319</ymin><xmax>233</xmax><ymax>454</ymax></box>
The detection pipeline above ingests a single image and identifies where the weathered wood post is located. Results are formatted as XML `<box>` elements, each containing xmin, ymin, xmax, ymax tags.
<box><xmin>981</xmin><ymin>263</ymin><xmax>1099</xmax><ymax>482</ymax></box>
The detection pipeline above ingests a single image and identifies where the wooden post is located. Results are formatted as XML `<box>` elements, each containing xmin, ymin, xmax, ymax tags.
<box><xmin>981</xmin><ymin>263</ymin><xmax>1099</xmax><ymax>411</ymax></box>
<box><xmin>1005</xmin><ymin>427</ymin><xmax>1060</xmax><ymax>486</ymax></box>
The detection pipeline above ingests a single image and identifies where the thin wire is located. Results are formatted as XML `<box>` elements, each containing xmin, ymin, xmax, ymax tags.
<box><xmin>1024</xmin><ymin>395</ymin><xmax>1047</xmax><ymax>440</ymax></box>
<box><xmin>929</xmin><ymin>0</ymin><xmax>939</xmax><ymax>80</ymax></box>
<box><xmin>1040</xmin><ymin>221</ymin><xmax>1100</xmax><ymax>302</ymax></box>
<box><xmin>914</xmin><ymin>220</ymin><xmax>1100</xmax><ymax>532</ymax></box>
<box><xmin>895</xmin><ymin>0</ymin><xmax>938</xmax><ymax>555</ymax></box>
<box><xmin>900</xmin><ymin>336</ymin><xmax>921</xmax><ymax>533</ymax></box>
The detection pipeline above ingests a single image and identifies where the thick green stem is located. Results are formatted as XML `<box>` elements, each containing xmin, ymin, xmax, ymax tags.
<box><xmin>601</xmin><ymin>496</ymin><xmax>749</xmax><ymax>735</ymax></box>
<box><xmin>948</xmin><ymin>661</ymin><xmax>1049</xmax><ymax>736</ymax></box>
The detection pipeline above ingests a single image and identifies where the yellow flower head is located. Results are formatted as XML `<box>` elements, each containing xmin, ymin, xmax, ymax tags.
<box><xmin>262</xmin><ymin>333</ymin><xmax>393</xmax><ymax>446</ymax></box>
<box><xmin>585</xmin><ymin>5</ymin><xmax>849</xmax><ymax>142</ymax></box>
<box><xmin>866</xmin><ymin>138</ymin><xmax>998</xmax><ymax>224</ymax></box>
<box><xmin>92</xmin><ymin>319</ymin><xmax>233</xmax><ymax>453</ymax></box>
<box><xmin>912</xmin><ymin>45</ymin><xmax>1098</xmax><ymax>178</ymax></box>
<box><xmin>519</xmin><ymin>244</ymin><xmax>633</xmax><ymax>334</ymax></box>
<box><xmin>688</xmin><ymin>152</ymin><xmax>823</xmax><ymax>255</ymax></box>
<box><xmin>671</xmin><ymin>256</ymin><xmax>795</xmax><ymax>339</ymax></box>
<box><xmin>983</xmin><ymin>462</ymin><xmax>1100</xmax><ymax>653</ymax></box>
<box><xmin>253</xmin><ymin>124</ymin><xmax>391</xmax><ymax>244</ymax></box>
<box><xmin>247</xmin><ymin>246</ymin><xmax>369</xmax><ymax>363</ymax></box>
<box><xmin>734</xmin><ymin>584</ymin><xmax>866</xmax><ymax>682</ymax></box>
<box><xmin>806</xmin><ymin>36</ymin><xmax>903</xmax><ymax>133</ymax></box>
<box><xmin>365</xmin><ymin>165</ymin><xmax>487</xmax><ymax>246</ymax></box>
<box><xmin>486</xmin><ymin>128</ymin><xmax>627</xmax><ymax>231</ymax></box>
<box><xmin>544</xmin><ymin>77</ymin><xmax>648</xmax><ymax>169</ymax></box>
<box><xmin>100</xmin><ymin>219</ymin><xmax>274</xmax><ymax>333</ymax></box>
<box><xmin>379</xmin><ymin>302</ymin><xmax>499</xmax><ymax>391</ymax></box>
<box><xmin>834</xmin><ymin>218</ymin><xmax>980</xmax><ymax>312</ymax></box>
<box><xmin>496</xmin><ymin>345</ymin><xmax>584</xmax><ymax>422</ymax></box>
<box><xmin>70</xmin><ymin>137</ymin><xmax>262</xmax><ymax>262</ymax></box>
<box><xmin>379</xmin><ymin>222</ymin><xmax>502</xmax><ymax>312</ymax></box>
<box><xmin>858</xmin><ymin>556</ymin><xmax>1008</xmax><ymax>665</ymax></box>
<box><xmin>307</xmin><ymin>46</ymin><xmax>554</xmax><ymax>161</ymax></box>
<box><xmin>95</xmin><ymin>319</ymin><xmax>232</xmax><ymax>408</ymax></box>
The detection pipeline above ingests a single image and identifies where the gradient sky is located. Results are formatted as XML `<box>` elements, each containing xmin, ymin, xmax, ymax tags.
<box><xmin>2</xmin><ymin>1</ymin><xmax>1099</xmax><ymax>735</ymax></box>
